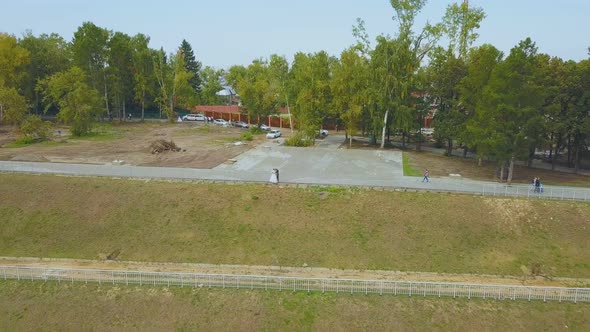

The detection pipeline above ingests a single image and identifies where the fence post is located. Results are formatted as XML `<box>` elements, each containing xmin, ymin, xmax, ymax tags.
<box><xmin>139</xmin><ymin>273</ymin><xmax>142</xmax><ymax>286</ymax></box>
<box><xmin>468</xmin><ymin>285</ymin><xmax>471</xmax><ymax>299</ymax></box>
<box><xmin>3</xmin><ymin>267</ymin><xmax>6</xmax><ymax>280</ymax></box>
<box><xmin>575</xmin><ymin>289</ymin><xmax>578</xmax><ymax>303</ymax></box>
<box><xmin>543</xmin><ymin>289</ymin><xmax>547</xmax><ymax>302</ymax></box>
<box><xmin>223</xmin><ymin>275</ymin><xmax>225</xmax><ymax>288</ymax></box>
<box><xmin>336</xmin><ymin>280</ymin><xmax>339</xmax><ymax>293</ymax></box>
<box><xmin>16</xmin><ymin>266</ymin><xmax>19</xmax><ymax>281</ymax></box>
<box><xmin>572</xmin><ymin>191</ymin><xmax>576</xmax><ymax>201</ymax></box>
<box><xmin>279</xmin><ymin>278</ymin><xmax>282</xmax><ymax>291</ymax></box>
<box><xmin>561</xmin><ymin>189</ymin><xmax>565</xmax><ymax>200</ymax></box>
<box><xmin>453</xmin><ymin>285</ymin><xmax>456</xmax><ymax>298</ymax></box>
<box><xmin>112</xmin><ymin>271</ymin><xmax>115</xmax><ymax>285</ymax></box>
<box><xmin>528</xmin><ymin>288</ymin><xmax>531</xmax><ymax>301</ymax></box>
<box><xmin>125</xmin><ymin>272</ymin><xmax>128</xmax><ymax>286</ymax></box>
<box><xmin>409</xmin><ymin>283</ymin><xmax>412</xmax><ymax>297</ymax></box>
<box><xmin>322</xmin><ymin>280</ymin><xmax>325</xmax><ymax>293</ymax></box>
<box><xmin>380</xmin><ymin>281</ymin><xmax>383</xmax><ymax>296</ymax></box>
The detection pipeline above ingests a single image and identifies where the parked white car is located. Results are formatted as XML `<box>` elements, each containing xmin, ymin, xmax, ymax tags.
<box><xmin>266</xmin><ymin>129</ymin><xmax>282</xmax><ymax>139</ymax></box>
<box><xmin>259</xmin><ymin>124</ymin><xmax>271</xmax><ymax>131</ymax></box>
<box><xmin>213</xmin><ymin>119</ymin><xmax>229</xmax><ymax>127</ymax></box>
<box><xmin>183</xmin><ymin>114</ymin><xmax>206</xmax><ymax>121</ymax></box>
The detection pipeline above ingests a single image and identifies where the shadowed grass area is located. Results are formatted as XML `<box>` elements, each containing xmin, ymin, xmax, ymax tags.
<box><xmin>0</xmin><ymin>281</ymin><xmax>588</xmax><ymax>331</ymax></box>
<box><xmin>1</xmin><ymin>174</ymin><xmax>589</xmax><ymax>278</ymax></box>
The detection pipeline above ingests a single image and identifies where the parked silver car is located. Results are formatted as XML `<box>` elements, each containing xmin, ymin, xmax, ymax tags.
<box><xmin>213</xmin><ymin>119</ymin><xmax>229</xmax><ymax>127</ymax></box>
<box><xmin>266</xmin><ymin>129</ymin><xmax>282</xmax><ymax>139</ymax></box>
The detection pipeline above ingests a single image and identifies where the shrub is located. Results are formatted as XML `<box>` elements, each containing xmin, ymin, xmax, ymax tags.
<box><xmin>284</xmin><ymin>132</ymin><xmax>313</xmax><ymax>147</ymax></box>
<box><xmin>240</xmin><ymin>131</ymin><xmax>253</xmax><ymax>141</ymax></box>
<box><xmin>249</xmin><ymin>127</ymin><xmax>265</xmax><ymax>135</ymax></box>
<box><xmin>19</xmin><ymin>115</ymin><xmax>51</xmax><ymax>142</ymax></box>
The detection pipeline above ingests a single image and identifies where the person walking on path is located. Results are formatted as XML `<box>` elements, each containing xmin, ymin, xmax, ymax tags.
<box><xmin>422</xmin><ymin>169</ymin><xmax>430</xmax><ymax>183</ymax></box>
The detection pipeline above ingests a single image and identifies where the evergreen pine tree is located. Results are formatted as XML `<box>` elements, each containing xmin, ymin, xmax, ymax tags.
<box><xmin>179</xmin><ymin>39</ymin><xmax>202</xmax><ymax>95</ymax></box>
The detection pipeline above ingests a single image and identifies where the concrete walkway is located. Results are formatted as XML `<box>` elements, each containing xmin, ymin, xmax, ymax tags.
<box><xmin>1</xmin><ymin>145</ymin><xmax>589</xmax><ymax>201</ymax></box>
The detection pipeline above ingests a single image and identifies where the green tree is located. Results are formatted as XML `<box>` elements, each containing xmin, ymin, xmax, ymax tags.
<box><xmin>0</xmin><ymin>33</ymin><xmax>30</xmax><ymax>87</ymax></box>
<box><xmin>131</xmin><ymin>34</ymin><xmax>155</xmax><ymax>121</ymax></box>
<box><xmin>0</xmin><ymin>87</ymin><xmax>27</xmax><ymax>124</ymax></box>
<box><xmin>154</xmin><ymin>49</ymin><xmax>195</xmax><ymax>120</ymax></box>
<box><xmin>332</xmin><ymin>47</ymin><xmax>368</xmax><ymax>147</ymax></box>
<box><xmin>442</xmin><ymin>0</ymin><xmax>486</xmax><ymax>59</ymax></box>
<box><xmin>71</xmin><ymin>22</ymin><xmax>111</xmax><ymax>117</ymax></box>
<box><xmin>290</xmin><ymin>51</ymin><xmax>334</xmax><ymax>142</ymax></box>
<box><xmin>0</xmin><ymin>33</ymin><xmax>29</xmax><ymax>125</ymax></box>
<box><xmin>18</xmin><ymin>32</ymin><xmax>71</xmax><ymax>114</ymax></box>
<box><xmin>268</xmin><ymin>54</ymin><xmax>293</xmax><ymax>131</ymax></box>
<box><xmin>461</xmin><ymin>44</ymin><xmax>503</xmax><ymax>164</ymax></box>
<box><xmin>234</xmin><ymin>59</ymin><xmax>279</xmax><ymax>125</ymax></box>
<box><xmin>179</xmin><ymin>39</ymin><xmax>202</xmax><ymax>99</ymax></box>
<box><xmin>107</xmin><ymin>32</ymin><xmax>134</xmax><ymax>121</ymax></box>
<box><xmin>40</xmin><ymin>66</ymin><xmax>105</xmax><ymax>135</ymax></box>
<box><xmin>199</xmin><ymin>66</ymin><xmax>224</xmax><ymax>105</ymax></box>
<box><xmin>477</xmin><ymin>38</ymin><xmax>546</xmax><ymax>183</ymax></box>
<box><xmin>370</xmin><ymin>0</ymin><xmax>442</xmax><ymax>148</ymax></box>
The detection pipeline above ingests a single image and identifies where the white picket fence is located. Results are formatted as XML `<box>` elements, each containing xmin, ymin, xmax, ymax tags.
<box><xmin>1</xmin><ymin>266</ymin><xmax>588</xmax><ymax>303</ymax></box>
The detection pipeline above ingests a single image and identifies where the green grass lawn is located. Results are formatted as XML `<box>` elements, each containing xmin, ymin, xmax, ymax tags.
<box><xmin>0</xmin><ymin>281</ymin><xmax>587</xmax><ymax>331</ymax></box>
<box><xmin>1</xmin><ymin>174</ymin><xmax>589</xmax><ymax>278</ymax></box>
<box><xmin>403</xmin><ymin>152</ymin><xmax>422</xmax><ymax>176</ymax></box>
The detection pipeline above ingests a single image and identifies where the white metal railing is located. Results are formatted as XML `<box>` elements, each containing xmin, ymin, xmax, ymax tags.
<box><xmin>1</xmin><ymin>266</ymin><xmax>588</xmax><ymax>303</ymax></box>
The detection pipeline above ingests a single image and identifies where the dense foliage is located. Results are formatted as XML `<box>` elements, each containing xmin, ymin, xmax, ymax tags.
<box><xmin>0</xmin><ymin>0</ymin><xmax>588</xmax><ymax>178</ymax></box>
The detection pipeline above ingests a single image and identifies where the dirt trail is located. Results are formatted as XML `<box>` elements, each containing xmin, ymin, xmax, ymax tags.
<box><xmin>1</xmin><ymin>257</ymin><xmax>587</xmax><ymax>288</ymax></box>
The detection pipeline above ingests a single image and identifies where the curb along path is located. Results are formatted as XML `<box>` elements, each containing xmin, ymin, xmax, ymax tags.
<box><xmin>1</xmin><ymin>161</ymin><xmax>589</xmax><ymax>201</ymax></box>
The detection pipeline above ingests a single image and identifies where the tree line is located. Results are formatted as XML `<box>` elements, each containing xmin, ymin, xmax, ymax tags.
<box><xmin>0</xmin><ymin>0</ymin><xmax>588</xmax><ymax>181</ymax></box>
<box><xmin>0</xmin><ymin>22</ymin><xmax>225</xmax><ymax>136</ymax></box>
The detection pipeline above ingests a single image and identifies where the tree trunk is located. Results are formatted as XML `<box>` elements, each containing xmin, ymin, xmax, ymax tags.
<box><xmin>123</xmin><ymin>102</ymin><xmax>126</xmax><ymax>122</ymax></box>
<box><xmin>141</xmin><ymin>90</ymin><xmax>145</xmax><ymax>122</ymax></box>
<box><xmin>574</xmin><ymin>135</ymin><xmax>580</xmax><ymax>174</ymax></box>
<box><xmin>463</xmin><ymin>146</ymin><xmax>468</xmax><ymax>158</ymax></box>
<box><xmin>507</xmin><ymin>155</ymin><xmax>515</xmax><ymax>185</ymax></box>
<box><xmin>380</xmin><ymin>110</ymin><xmax>388</xmax><ymax>149</ymax></box>
<box><xmin>402</xmin><ymin>132</ymin><xmax>406</xmax><ymax>149</ymax></box>
<box><xmin>548</xmin><ymin>133</ymin><xmax>554</xmax><ymax>161</ymax></box>
<box><xmin>478</xmin><ymin>157</ymin><xmax>482</xmax><ymax>167</ymax></box>
<box><xmin>286</xmin><ymin>95</ymin><xmax>293</xmax><ymax>133</ymax></box>
<box><xmin>349</xmin><ymin>135</ymin><xmax>352</xmax><ymax>148</ymax></box>
<box><xmin>567</xmin><ymin>135</ymin><xmax>572</xmax><ymax>167</ymax></box>
<box><xmin>499</xmin><ymin>165</ymin><xmax>505</xmax><ymax>182</ymax></box>
<box><xmin>446</xmin><ymin>139</ymin><xmax>453</xmax><ymax>156</ymax></box>
<box><xmin>103</xmin><ymin>72</ymin><xmax>110</xmax><ymax>119</ymax></box>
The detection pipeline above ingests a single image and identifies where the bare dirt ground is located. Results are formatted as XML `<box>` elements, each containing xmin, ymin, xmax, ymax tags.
<box><xmin>2</xmin><ymin>257</ymin><xmax>587</xmax><ymax>288</ymax></box>
<box><xmin>0</xmin><ymin>122</ymin><xmax>268</xmax><ymax>169</ymax></box>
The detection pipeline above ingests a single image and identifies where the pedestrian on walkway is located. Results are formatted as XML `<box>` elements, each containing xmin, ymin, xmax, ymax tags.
<box><xmin>422</xmin><ymin>169</ymin><xmax>430</xmax><ymax>183</ymax></box>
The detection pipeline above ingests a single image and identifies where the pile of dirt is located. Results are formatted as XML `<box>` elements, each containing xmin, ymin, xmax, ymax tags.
<box><xmin>149</xmin><ymin>139</ymin><xmax>181</xmax><ymax>154</ymax></box>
